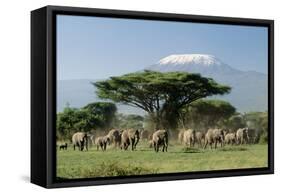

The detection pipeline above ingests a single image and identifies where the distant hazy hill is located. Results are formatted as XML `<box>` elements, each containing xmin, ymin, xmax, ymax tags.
<box><xmin>58</xmin><ymin>54</ymin><xmax>267</xmax><ymax>114</ymax></box>
<box><xmin>146</xmin><ymin>54</ymin><xmax>268</xmax><ymax>112</ymax></box>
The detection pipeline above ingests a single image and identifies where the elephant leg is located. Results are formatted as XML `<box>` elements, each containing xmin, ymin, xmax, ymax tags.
<box><xmin>102</xmin><ymin>145</ymin><xmax>104</xmax><ymax>151</ymax></box>
<box><xmin>203</xmin><ymin>140</ymin><xmax>208</xmax><ymax>149</ymax></box>
<box><xmin>126</xmin><ymin>143</ymin><xmax>129</xmax><ymax>150</ymax></box>
<box><xmin>123</xmin><ymin>143</ymin><xmax>126</xmax><ymax>150</ymax></box>
<box><xmin>118</xmin><ymin>141</ymin><xmax>121</xmax><ymax>148</ymax></box>
<box><xmin>131</xmin><ymin>139</ymin><xmax>135</xmax><ymax>151</ymax></box>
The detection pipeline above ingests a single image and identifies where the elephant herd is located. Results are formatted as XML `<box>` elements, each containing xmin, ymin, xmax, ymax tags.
<box><xmin>178</xmin><ymin>127</ymin><xmax>258</xmax><ymax>149</ymax></box>
<box><xmin>58</xmin><ymin>127</ymin><xmax>257</xmax><ymax>153</ymax></box>
<box><xmin>65</xmin><ymin>129</ymin><xmax>168</xmax><ymax>153</ymax></box>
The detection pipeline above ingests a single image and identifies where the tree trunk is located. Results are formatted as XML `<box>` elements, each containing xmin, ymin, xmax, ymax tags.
<box><xmin>149</xmin><ymin>112</ymin><xmax>161</xmax><ymax>131</ymax></box>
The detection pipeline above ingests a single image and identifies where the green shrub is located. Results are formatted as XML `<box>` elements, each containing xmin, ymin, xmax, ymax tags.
<box><xmin>259</xmin><ymin>132</ymin><xmax>268</xmax><ymax>144</ymax></box>
<box><xmin>59</xmin><ymin>162</ymin><xmax>159</xmax><ymax>178</ymax></box>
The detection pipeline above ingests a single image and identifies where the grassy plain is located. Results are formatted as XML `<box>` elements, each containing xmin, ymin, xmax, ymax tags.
<box><xmin>57</xmin><ymin>142</ymin><xmax>268</xmax><ymax>179</ymax></box>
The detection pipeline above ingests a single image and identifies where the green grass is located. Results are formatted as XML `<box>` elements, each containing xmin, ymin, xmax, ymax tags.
<box><xmin>57</xmin><ymin>142</ymin><xmax>268</xmax><ymax>179</ymax></box>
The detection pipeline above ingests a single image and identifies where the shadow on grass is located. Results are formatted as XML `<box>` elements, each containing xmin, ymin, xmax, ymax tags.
<box><xmin>181</xmin><ymin>147</ymin><xmax>202</xmax><ymax>153</ymax></box>
<box><xmin>219</xmin><ymin>147</ymin><xmax>248</xmax><ymax>152</ymax></box>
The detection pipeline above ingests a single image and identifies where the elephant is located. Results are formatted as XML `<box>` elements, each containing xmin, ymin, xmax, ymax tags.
<box><xmin>247</xmin><ymin>128</ymin><xmax>257</xmax><ymax>144</ymax></box>
<box><xmin>224</xmin><ymin>133</ymin><xmax>236</xmax><ymax>145</ymax></box>
<box><xmin>178</xmin><ymin>129</ymin><xmax>185</xmax><ymax>144</ymax></box>
<box><xmin>107</xmin><ymin>129</ymin><xmax>122</xmax><ymax>148</ymax></box>
<box><xmin>195</xmin><ymin>131</ymin><xmax>205</xmax><ymax>148</ymax></box>
<box><xmin>95</xmin><ymin>136</ymin><xmax>110</xmax><ymax>151</ymax></box>
<box><xmin>183</xmin><ymin>129</ymin><xmax>195</xmax><ymax>148</ymax></box>
<box><xmin>121</xmin><ymin>129</ymin><xmax>140</xmax><ymax>151</ymax></box>
<box><xmin>59</xmin><ymin>143</ymin><xmax>67</xmax><ymax>150</ymax></box>
<box><xmin>72</xmin><ymin>132</ymin><xmax>88</xmax><ymax>151</ymax></box>
<box><xmin>204</xmin><ymin>128</ymin><xmax>225</xmax><ymax>149</ymax></box>
<box><xmin>236</xmin><ymin>128</ymin><xmax>249</xmax><ymax>145</ymax></box>
<box><xmin>152</xmin><ymin>129</ymin><xmax>168</xmax><ymax>152</ymax></box>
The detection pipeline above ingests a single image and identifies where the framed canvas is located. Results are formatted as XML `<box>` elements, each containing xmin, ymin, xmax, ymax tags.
<box><xmin>31</xmin><ymin>5</ymin><xmax>274</xmax><ymax>188</ymax></box>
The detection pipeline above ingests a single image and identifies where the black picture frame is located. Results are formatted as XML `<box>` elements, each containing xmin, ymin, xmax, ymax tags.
<box><xmin>31</xmin><ymin>5</ymin><xmax>274</xmax><ymax>188</ymax></box>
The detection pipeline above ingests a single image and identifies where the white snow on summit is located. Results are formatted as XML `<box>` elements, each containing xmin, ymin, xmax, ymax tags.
<box><xmin>157</xmin><ymin>54</ymin><xmax>224</xmax><ymax>67</ymax></box>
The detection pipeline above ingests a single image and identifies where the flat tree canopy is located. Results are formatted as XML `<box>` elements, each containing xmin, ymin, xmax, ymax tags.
<box><xmin>94</xmin><ymin>70</ymin><xmax>231</xmax><ymax>129</ymax></box>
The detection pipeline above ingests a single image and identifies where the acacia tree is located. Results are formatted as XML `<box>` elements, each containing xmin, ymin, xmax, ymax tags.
<box><xmin>94</xmin><ymin>70</ymin><xmax>231</xmax><ymax>129</ymax></box>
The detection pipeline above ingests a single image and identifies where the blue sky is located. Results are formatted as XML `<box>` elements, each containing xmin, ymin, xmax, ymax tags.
<box><xmin>57</xmin><ymin>15</ymin><xmax>268</xmax><ymax>80</ymax></box>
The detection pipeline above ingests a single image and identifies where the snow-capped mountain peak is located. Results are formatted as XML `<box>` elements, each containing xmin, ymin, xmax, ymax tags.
<box><xmin>147</xmin><ymin>54</ymin><xmax>236</xmax><ymax>75</ymax></box>
<box><xmin>157</xmin><ymin>54</ymin><xmax>224</xmax><ymax>67</ymax></box>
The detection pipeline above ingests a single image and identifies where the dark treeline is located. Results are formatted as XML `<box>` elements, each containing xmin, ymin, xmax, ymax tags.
<box><xmin>56</xmin><ymin>100</ymin><xmax>268</xmax><ymax>144</ymax></box>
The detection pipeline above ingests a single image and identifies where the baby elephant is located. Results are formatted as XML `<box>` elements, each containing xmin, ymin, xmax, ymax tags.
<box><xmin>59</xmin><ymin>143</ymin><xmax>68</xmax><ymax>150</ymax></box>
<box><xmin>224</xmin><ymin>133</ymin><xmax>236</xmax><ymax>145</ymax></box>
<box><xmin>95</xmin><ymin>136</ymin><xmax>110</xmax><ymax>151</ymax></box>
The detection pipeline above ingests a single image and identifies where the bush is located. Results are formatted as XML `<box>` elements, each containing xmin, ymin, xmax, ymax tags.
<box><xmin>92</xmin><ymin>162</ymin><xmax>158</xmax><ymax>177</ymax></box>
<box><xmin>58</xmin><ymin>162</ymin><xmax>159</xmax><ymax>179</ymax></box>
<box><xmin>259</xmin><ymin>132</ymin><xmax>268</xmax><ymax>144</ymax></box>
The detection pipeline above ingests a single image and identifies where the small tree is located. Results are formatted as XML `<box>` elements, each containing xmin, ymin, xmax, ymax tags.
<box><xmin>180</xmin><ymin>99</ymin><xmax>236</xmax><ymax>130</ymax></box>
<box><xmin>116</xmin><ymin>114</ymin><xmax>144</xmax><ymax>129</ymax></box>
<box><xmin>56</xmin><ymin>102</ymin><xmax>117</xmax><ymax>140</ymax></box>
<box><xmin>243</xmin><ymin>111</ymin><xmax>268</xmax><ymax>143</ymax></box>
<box><xmin>83</xmin><ymin>102</ymin><xmax>117</xmax><ymax>129</ymax></box>
<box><xmin>225</xmin><ymin>114</ymin><xmax>246</xmax><ymax>131</ymax></box>
<box><xmin>56</xmin><ymin>107</ymin><xmax>79</xmax><ymax>140</ymax></box>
